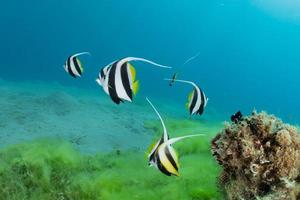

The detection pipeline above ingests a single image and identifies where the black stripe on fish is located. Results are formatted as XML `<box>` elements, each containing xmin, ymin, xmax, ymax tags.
<box><xmin>100</xmin><ymin>68</ymin><xmax>105</xmax><ymax>79</ymax></box>
<box><xmin>108</xmin><ymin>62</ymin><xmax>122</xmax><ymax>104</ymax></box>
<box><xmin>189</xmin><ymin>89</ymin><xmax>198</xmax><ymax>115</ymax></box>
<box><xmin>149</xmin><ymin>137</ymin><xmax>164</xmax><ymax>163</ymax></box>
<box><xmin>67</xmin><ymin>57</ymin><xmax>76</xmax><ymax>78</ymax></box>
<box><xmin>197</xmin><ymin>89</ymin><xmax>205</xmax><ymax>115</ymax></box>
<box><xmin>156</xmin><ymin>154</ymin><xmax>172</xmax><ymax>176</ymax></box>
<box><xmin>165</xmin><ymin>146</ymin><xmax>178</xmax><ymax>171</ymax></box>
<box><xmin>73</xmin><ymin>57</ymin><xmax>82</xmax><ymax>75</ymax></box>
<box><xmin>120</xmin><ymin>62</ymin><xmax>132</xmax><ymax>100</ymax></box>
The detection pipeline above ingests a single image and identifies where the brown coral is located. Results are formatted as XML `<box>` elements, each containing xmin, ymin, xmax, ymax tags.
<box><xmin>211</xmin><ymin>111</ymin><xmax>300</xmax><ymax>200</ymax></box>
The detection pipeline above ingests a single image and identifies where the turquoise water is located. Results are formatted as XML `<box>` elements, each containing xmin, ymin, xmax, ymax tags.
<box><xmin>1</xmin><ymin>1</ymin><xmax>300</xmax><ymax>199</ymax></box>
<box><xmin>1</xmin><ymin>1</ymin><xmax>299</xmax><ymax>123</ymax></box>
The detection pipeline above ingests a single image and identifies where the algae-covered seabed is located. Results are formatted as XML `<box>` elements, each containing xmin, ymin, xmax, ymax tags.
<box><xmin>0</xmin><ymin>80</ymin><xmax>224</xmax><ymax>200</ymax></box>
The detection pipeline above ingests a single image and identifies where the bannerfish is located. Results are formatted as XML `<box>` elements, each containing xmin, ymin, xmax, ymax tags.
<box><xmin>146</xmin><ymin>98</ymin><xmax>203</xmax><ymax>176</ymax></box>
<box><xmin>64</xmin><ymin>52</ymin><xmax>91</xmax><ymax>78</ymax></box>
<box><xmin>169</xmin><ymin>72</ymin><xmax>178</xmax><ymax>86</ymax></box>
<box><xmin>96</xmin><ymin>57</ymin><xmax>171</xmax><ymax>104</ymax></box>
<box><xmin>164</xmin><ymin>79</ymin><xmax>208</xmax><ymax>116</ymax></box>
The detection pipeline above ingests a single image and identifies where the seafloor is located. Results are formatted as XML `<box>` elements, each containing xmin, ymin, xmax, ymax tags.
<box><xmin>0</xmin><ymin>79</ymin><xmax>225</xmax><ymax>200</ymax></box>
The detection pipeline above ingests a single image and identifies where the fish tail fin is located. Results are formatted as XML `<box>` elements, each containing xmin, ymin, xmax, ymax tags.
<box><xmin>128</xmin><ymin>63</ymin><xmax>137</xmax><ymax>80</ymax></box>
<box><xmin>186</xmin><ymin>90</ymin><xmax>194</xmax><ymax>109</ymax></box>
<box><xmin>146</xmin><ymin>98</ymin><xmax>168</xmax><ymax>142</ymax></box>
<box><xmin>166</xmin><ymin>134</ymin><xmax>204</xmax><ymax>146</ymax></box>
<box><xmin>71</xmin><ymin>52</ymin><xmax>91</xmax><ymax>72</ymax></box>
<box><xmin>205</xmin><ymin>97</ymin><xmax>209</xmax><ymax>107</ymax></box>
<box><xmin>124</xmin><ymin>57</ymin><xmax>171</xmax><ymax>69</ymax></box>
<box><xmin>133</xmin><ymin>80</ymin><xmax>139</xmax><ymax>95</ymax></box>
<box><xmin>77</xmin><ymin>58</ymin><xmax>84</xmax><ymax>72</ymax></box>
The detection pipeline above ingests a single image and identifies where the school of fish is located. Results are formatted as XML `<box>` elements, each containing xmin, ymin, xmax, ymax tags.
<box><xmin>64</xmin><ymin>52</ymin><xmax>208</xmax><ymax>176</ymax></box>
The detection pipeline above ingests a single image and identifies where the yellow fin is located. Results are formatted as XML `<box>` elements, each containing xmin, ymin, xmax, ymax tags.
<box><xmin>147</xmin><ymin>141</ymin><xmax>157</xmax><ymax>155</ymax></box>
<box><xmin>133</xmin><ymin>80</ymin><xmax>139</xmax><ymax>95</ymax></box>
<box><xmin>188</xmin><ymin>90</ymin><xmax>194</xmax><ymax>101</ymax></box>
<box><xmin>129</xmin><ymin>63</ymin><xmax>136</xmax><ymax>81</ymax></box>
<box><xmin>185</xmin><ymin>90</ymin><xmax>194</xmax><ymax>110</ymax></box>
<box><xmin>185</xmin><ymin>103</ymin><xmax>190</xmax><ymax>110</ymax></box>
<box><xmin>169</xmin><ymin>146</ymin><xmax>180</xmax><ymax>169</ymax></box>
<box><xmin>174</xmin><ymin>149</ymin><xmax>180</xmax><ymax>169</ymax></box>
<box><xmin>160</xmin><ymin>148</ymin><xmax>179</xmax><ymax>176</ymax></box>
<box><xmin>77</xmin><ymin>58</ymin><xmax>84</xmax><ymax>72</ymax></box>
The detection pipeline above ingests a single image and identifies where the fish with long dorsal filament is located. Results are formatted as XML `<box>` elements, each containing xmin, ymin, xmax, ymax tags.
<box><xmin>96</xmin><ymin>57</ymin><xmax>171</xmax><ymax>104</ymax></box>
<box><xmin>164</xmin><ymin>79</ymin><xmax>208</xmax><ymax>116</ymax></box>
<box><xmin>146</xmin><ymin>98</ymin><xmax>204</xmax><ymax>176</ymax></box>
<box><xmin>64</xmin><ymin>52</ymin><xmax>91</xmax><ymax>78</ymax></box>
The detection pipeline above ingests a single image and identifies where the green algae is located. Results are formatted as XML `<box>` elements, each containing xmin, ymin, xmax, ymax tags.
<box><xmin>0</xmin><ymin>118</ymin><xmax>223</xmax><ymax>200</ymax></box>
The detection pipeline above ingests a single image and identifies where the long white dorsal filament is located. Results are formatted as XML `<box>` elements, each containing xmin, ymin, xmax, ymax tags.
<box><xmin>72</xmin><ymin>52</ymin><xmax>91</xmax><ymax>58</ymax></box>
<box><xmin>182</xmin><ymin>52</ymin><xmax>201</xmax><ymax>66</ymax></box>
<box><xmin>123</xmin><ymin>57</ymin><xmax>171</xmax><ymax>69</ymax></box>
<box><xmin>165</xmin><ymin>134</ymin><xmax>204</xmax><ymax>146</ymax></box>
<box><xmin>146</xmin><ymin>98</ymin><xmax>168</xmax><ymax>142</ymax></box>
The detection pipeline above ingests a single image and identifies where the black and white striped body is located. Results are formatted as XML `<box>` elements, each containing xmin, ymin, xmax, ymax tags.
<box><xmin>188</xmin><ymin>86</ymin><xmax>208</xmax><ymax>115</ymax></box>
<box><xmin>64</xmin><ymin>52</ymin><xmax>90</xmax><ymax>78</ymax></box>
<box><xmin>149</xmin><ymin>138</ymin><xmax>180</xmax><ymax>176</ymax></box>
<box><xmin>96</xmin><ymin>57</ymin><xmax>171</xmax><ymax>104</ymax></box>
<box><xmin>165</xmin><ymin>79</ymin><xmax>208</xmax><ymax>116</ymax></box>
<box><xmin>97</xmin><ymin>59</ymin><xmax>135</xmax><ymax>104</ymax></box>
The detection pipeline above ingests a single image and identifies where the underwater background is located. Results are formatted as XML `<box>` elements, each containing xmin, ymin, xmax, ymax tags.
<box><xmin>0</xmin><ymin>0</ymin><xmax>300</xmax><ymax>199</ymax></box>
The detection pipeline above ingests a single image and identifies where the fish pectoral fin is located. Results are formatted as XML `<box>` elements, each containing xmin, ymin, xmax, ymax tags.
<box><xmin>132</xmin><ymin>80</ymin><xmax>139</xmax><ymax>95</ymax></box>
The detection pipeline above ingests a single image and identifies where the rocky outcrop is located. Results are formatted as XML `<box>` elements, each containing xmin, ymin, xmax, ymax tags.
<box><xmin>212</xmin><ymin>111</ymin><xmax>300</xmax><ymax>200</ymax></box>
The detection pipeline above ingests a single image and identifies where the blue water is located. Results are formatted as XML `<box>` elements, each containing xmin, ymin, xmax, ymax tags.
<box><xmin>1</xmin><ymin>0</ymin><xmax>300</xmax><ymax>123</ymax></box>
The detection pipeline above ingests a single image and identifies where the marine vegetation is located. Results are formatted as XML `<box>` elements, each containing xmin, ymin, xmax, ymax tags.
<box><xmin>0</xmin><ymin>118</ymin><xmax>222</xmax><ymax>200</ymax></box>
<box><xmin>212</xmin><ymin>111</ymin><xmax>300</xmax><ymax>200</ymax></box>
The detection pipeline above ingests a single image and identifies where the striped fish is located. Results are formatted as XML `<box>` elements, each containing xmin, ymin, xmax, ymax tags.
<box><xmin>146</xmin><ymin>98</ymin><xmax>203</xmax><ymax>176</ymax></box>
<box><xmin>165</xmin><ymin>79</ymin><xmax>208</xmax><ymax>116</ymax></box>
<box><xmin>64</xmin><ymin>52</ymin><xmax>90</xmax><ymax>78</ymax></box>
<box><xmin>96</xmin><ymin>57</ymin><xmax>171</xmax><ymax>104</ymax></box>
